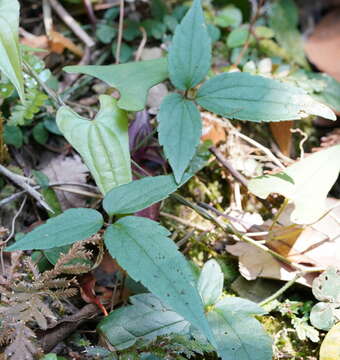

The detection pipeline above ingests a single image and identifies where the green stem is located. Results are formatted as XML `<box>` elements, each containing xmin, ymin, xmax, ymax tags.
<box><xmin>259</xmin><ymin>272</ymin><xmax>301</xmax><ymax>307</ymax></box>
<box><xmin>23</xmin><ymin>61</ymin><xmax>64</xmax><ymax>107</ymax></box>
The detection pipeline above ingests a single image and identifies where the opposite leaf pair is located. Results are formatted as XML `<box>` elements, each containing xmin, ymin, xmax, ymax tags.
<box><xmin>65</xmin><ymin>0</ymin><xmax>335</xmax><ymax>185</ymax></box>
<box><xmin>98</xmin><ymin>259</ymin><xmax>272</xmax><ymax>360</ymax></box>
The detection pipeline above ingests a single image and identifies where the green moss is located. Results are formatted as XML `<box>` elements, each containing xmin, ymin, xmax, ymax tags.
<box><xmin>261</xmin><ymin>316</ymin><xmax>319</xmax><ymax>360</ymax></box>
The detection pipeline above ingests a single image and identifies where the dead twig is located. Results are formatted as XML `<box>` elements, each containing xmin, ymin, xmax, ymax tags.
<box><xmin>39</xmin><ymin>304</ymin><xmax>100</xmax><ymax>353</ymax></box>
<box><xmin>0</xmin><ymin>182</ymin><xmax>101</xmax><ymax>208</ymax></box>
<box><xmin>1</xmin><ymin>197</ymin><xmax>27</xmax><ymax>276</ymax></box>
<box><xmin>48</xmin><ymin>0</ymin><xmax>95</xmax><ymax>48</ymax></box>
<box><xmin>233</xmin><ymin>0</ymin><xmax>265</xmax><ymax>67</ymax></box>
<box><xmin>0</xmin><ymin>165</ymin><xmax>52</xmax><ymax>212</ymax></box>
<box><xmin>83</xmin><ymin>0</ymin><xmax>97</xmax><ymax>25</ymax></box>
<box><xmin>115</xmin><ymin>0</ymin><xmax>125</xmax><ymax>64</ymax></box>
<box><xmin>233</xmin><ymin>131</ymin><xmax>286</xmax><ymax>170</ymax></box>
<box><xmin>135</xmin><ymin>26</ymin><xmax>147</xmax><ymax>61</ymax></box>
<box><xmin>209</xmin><ymin>146</ymin><xmax>248</xmax><ymax>187</ymax></box>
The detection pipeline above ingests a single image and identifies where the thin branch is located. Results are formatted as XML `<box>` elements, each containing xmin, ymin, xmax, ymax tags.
<box><xmin>171</xmin><ymin>193</ymin><xmax>319</xmax><ymax>272</ymax></box>
<box><xmin>233</xmin><ymin>131</ymin><xmax>286</xmax><ymax>170</ymax></box>
<box><xmin>233</xmin><ymin>0</ymin><xmax>265</xmax><ymax>67</ymax></box>
<box><xmin>0</xmin><ymin>182</ymin><xmax>101</xmax><ymax>207</ymax></box>
<box><xmin>48</xmin><ymin>0</ymin><xmax>95</xmax><ymax>48</ymax></box>
<box><xmin>0</xmin><ymin>165</ymin><xmax>52</xmax><ymax>212</ymax></box>
<box><xmin>259</xmin><ymin>272</ymin><xmax>301</xmax><ymax>306</ymax></box>
<box><xmin>160</xmin><ymin>211</ymin><xmax>214</xmax><ymax>232</ymax></box>
<box><xmin>210</xmin><ymin>146</ymin><xmax>248</xmax><ymax>187</ymax></box>
<box><xmin>23</xmin><ymin>61</ymin><xmax>64</xmax><ymax>107</ymax></box>
<box><xmin>1</xmin><ymin>197</ymin><xmax>27</xmax><ymax>275</ymax></box>
<box><xmin>135</xmin><ymin>26</ymin><xmax>147</xmax><ymax>61</ymax></box>
<box><xmin>83</xmin><ymin>0</ymin><xmax>97</xmax><ymax>25</ymax></box>
<box><xmin>115</xmin><ymin>0</ymin><xmax>125</xmax><ymax>64</ymax></box>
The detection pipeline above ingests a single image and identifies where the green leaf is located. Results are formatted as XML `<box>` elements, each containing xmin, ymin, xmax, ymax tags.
<box><xmin>112</xmin><ymin>42</ymin><xmax>133</xmax><ymax>63</ymax></box>
<box><xmin>4</xmin><ymin>124</ymin><xmax>23</xmax><ymax>148</ymax></box>
<box><xmin>168</xmin><ymin>0</ymin><xmax>211</xmax><ymax>90</ymax></box>
<box><xmin>104</xmin><ymin>216</ymin><xmax>213</xmax><ymax>343</ymax></box>
<box><xmin>98</xmin><ymin>293</ymin><xmax>190</xmax><ymax>350</ymax></box>
<box><xmin>32</xmin><ymin>170</ymin><xmax>49</xmax><ymax>188</ymax></box>
<box><xmin>197</xmin><ymin>260</ymin><xmax>224</xmax><ymax>307</ymax></box>
<box><xmin>227</xmin><ymin>27</ymin><xmax>249</xmax><ymax>48</ymax></box>
<box><xmin>8</xmin><ymin>88</ymin><xmax>48</xmax><ymax>126</ymax></box>
<box><xmin>96</xmin><ymin>24</ymin><xmax>117</xmax><ymax>44</ymax></box>
<box><xmin>64</xmin><ymin>58</ymin><xmax>168</xmax><ymax>112</ymax></box>
<box><xmin>103</xmin><ymin>174</ymin><xmax>181</xmax><ymax>216</ymax></box>
<box><xmin>33</xmin><ymin>122</ymin><xmax>48</xmax><ymax>144</ymax></box>
<box><xmin>254</xmin><ymin>26</ymin><xmax>274</xmax><ymax>39</ymax></box>
<box><xmin>311</xmin><ymin>73</ymin><xmax>340</xmax><ymax>113</ymax></box>
<box><xmin>207</xmin><ymin>297</ymin><xmax>272</xmax><ymax>360</ymax></box>
<box><xmin>207</xmin><ymin>24</ymin><xmax>221</xmax><ymax>42</ymax></box>
<box><xmin>158</xmin><ymin>93</ymin><xmax>202</xmax><ymax>183</ymax></box>
<box><xmin>103</xmin><ymin>148</ymin><xmax>208</xmax><ymax>215</ymax></box>
<box><xmin>56</xmin><ymin>95</ymin><xmax>132</xmax><ymax>194</ymax></box>
<box><xmin>122</xmin><ymin>20</ymin><xmax>140</xmax><ymax>41</ymax></box>
<box><xmin>6</xmin><ymin>208</ymin><xmax>103</xmax><ymax>251</ymax></box>
<box><xmin>310</xmin><ymin>302</ymin><xmax>339</xmax><ymax>331</ymax></box>
<box><xmin>196</xmin><ymin>72</ymin><xmax>336</xmax><ymax>121</ymax></box>
<box><xmin>269</xmin><ymin>0</ymin><xmax>309</xmax><ymax>69</ymax></box>
<box><xmin>214</xmin><ymin>5</ymin><xmax>242</xmax><ymax>28</ymax></box>
<box><xmin>0</xmin><ymin>0</ymin><xmax>25</xmax><ymax>103</ymax></box>
<box><xmin>310</xmin><ymin>268</ymin><xmax>340</xmax><ymax>331</ymax></box>
<box><xmin>248</xmin><ymin>145</ymin><xmax>340</xmax><ymax>224</ymax></box>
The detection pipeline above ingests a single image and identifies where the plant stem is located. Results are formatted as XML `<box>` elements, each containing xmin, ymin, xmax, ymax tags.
<box><xmin>269</xmin><ymin>198</ymin><xmax>289</xmax><ymax>234</ymax></box>
<box><xmin>259</xmin><ymin>272</ymin><xmax>301</xmax><ymax>307</ymax></box>
<box><xmin>23</xmin><ymin>61</ymin><xmax>64</xmax><ymax>107</ymax></box>
<box><xmin>115</xmin><ymin>0</ymin><xmax>125</xmax><ymax>64</ymax></box>
<box><xmin>171</xmin><ymin>193</ymin><xmax>312</xmax><ymax>271</ymax></box>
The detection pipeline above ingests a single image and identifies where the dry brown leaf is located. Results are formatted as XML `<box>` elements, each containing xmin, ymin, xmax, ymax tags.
<box><xmin>41</xmin><ymin>154</ymin><xmax>89</xmax><ymax>210</ymax></box>
<box><xmin>201</xmin><ymin>114</ymin><xmax>226</xmax><ymax>145</ymax></box>
<box><xmin>226</xmin><ymin>242</ymin><xmax>314</xmax><ymax>286</ymax></box>
<box><xmin>20</xmin><ymin>34</ymin><xmax>49</xmax><ymax>57</ymax></box>
<box><xmin>305</xmin><ymin>8</ymin><xmax>340</xmax><ymax>81</ymax></box>
<box><xmin>226</xmin><ymin>199</ymin><xmax>340</xmax><ymax>286</ymax></box>
<box><xmin>269</xmin><ymin>199</ymin><xmax>340</xmax><ymax>268</ymax></box>
<box><xmin>49</xmin><ymin>30</ymin><xmax>84</xmax><ymax>57</ymax></box>
<box><xmin>269</xmin><ymin>121</ymin><xmax>293</xmax><ymax>156</ymax></box>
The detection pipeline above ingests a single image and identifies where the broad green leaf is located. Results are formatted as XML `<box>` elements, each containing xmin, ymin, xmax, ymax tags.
<box><xmin>98</xmin><ymin>293</ymin><xmax>190</xmax><ymax>350</ymax></box>
<box><xmin>158</xmin><ymin>93</ymin><xmax>202</xmax><ymax>183</ymax></box>
<box><xmin>269</xmin><ymin>0</ymin><xmax>309</xmax><ymax>69</ymax></box>
<box><xmin>207</xmin><ymin>297</ymin><xmax>272</xmax><ymax>360</ymax></box>
<box><xmin>96</xmin><ymin>24</ymin><xmax>116</xmax><ymax>44</ymax></box>
<box><xmin>6</xmin><ymin>208</ymin><xmax>103</xmax><ymax>251</ymax></box>
<box><xmin>227</xmin><ymin>27</ymin><xmax>249</xmax><ymax>49</ymax></box>
<box><xmin>103</xmin><ymin>174</ymin><xmax>183</xmax><ymax>216</ymax></box>
<box><xmin>197</xmin><ymin>72</ymin><xmax>336</xmax><ymax>121</ymax></box>
<box><xmin>64</xmin><ymin>58</ymin><xmax>168</xmax><ymax>111</ymax></box>
<box><xmin>33</xmin><ymin>122</ymin><xmax>48</xmax><ymax>145</ymax></box>
<box><xmin>310</xmin><ymin>268</ymin><xmax>340</xmax><ymax>331</ymax></box>
<box><xmin>214</xmin><ymin>5</ymin><xmax>242</xmax><ymax>28</ymax></box>
<box><xmin>112</xmin><ymin>42</ymin><xmax>133</xmax><ymax>63</ymax></box>
<box><xmin>319</xmin><ymin>322</ymin><xmax>340</xmax><ymax>360</ymax></box>
<box><xmin>103</xmin><ymin>147</ymin><xmax>208</xmax><ymax>215</ymax></box>
<box><xmin>0</xmin><ymin>0</ymin><xmax>25</xmax><ymax>103</ymax></box>
<box><xmin>313</xmin><ymin>268</ymin><xmax>340</xmax><ymax>303</ymax></box>
<box><xmin>311</xmin><ymin>73</ymin><xmax>340</xmax><ymax>113</ymax></box>
<box><xmin>4</xmin><ymin>124</ymin><xmax>23</xmax><ymax>148</ymax></box>
<box><xmin>57</xmin><ymin>95</ymin><xmax>132</xmax><ymax>194</ymax></box>
<box><xmin>248</xmin><ymin>145</ymin><xmax>340</xmax><ymax>224</ymax></box>
<box><xmin>168</xmin><ymin>0</ymin><xmax>211</xmax><ymax>90</ymax></box>
<box><xmin>310</xmin><ymin>303</ymin><xmax>339</xmax><ymax>331</ymax></box>
<box><xmin>197</xmin><ymin>260</ymin><xmax>224</xmax><ymax>307</ymax></box>
<box><xmin>104</xmin><ymin>216</ymin><xmax>213</xmax><ymax>343</ymax></box>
